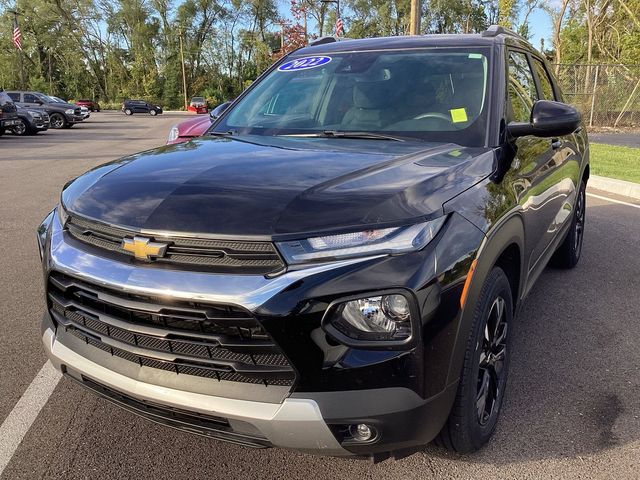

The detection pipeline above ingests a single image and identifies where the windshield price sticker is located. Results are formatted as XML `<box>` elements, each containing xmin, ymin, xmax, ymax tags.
<box><xmin>278</xmin><ymin>56</ymin><xmax>332</xmax><ymax>72</ymax></box>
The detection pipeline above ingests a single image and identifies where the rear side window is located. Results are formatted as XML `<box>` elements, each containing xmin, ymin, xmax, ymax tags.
<box><xmin>7</xmin><ymin>92</ymin><xmax>20</xmax><ymax>102</ymax></box>
<box><xmin>531</xmin><ymin>59</ymin><xmax>555</xmax><ymax>100</ymax></box>
<box><xmin>507</xmin><ymin>52</ymin><xmax>538</xmax><ymax>122</ymax></box>
<box><xmin>0</xmin><ymin>92</ymin><xmax>13</xmax><ymax>105</ymax></box>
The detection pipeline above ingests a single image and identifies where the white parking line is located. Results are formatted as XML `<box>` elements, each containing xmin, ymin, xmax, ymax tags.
<box><xmin>587</xmin><ymin>192</ymin><xmax>640</xmax><ymax>209</ymax></box>
<box><xmin>0</xmin><ymin>362</ymin><xmax>61</xmax><ymax>476</ymax></box>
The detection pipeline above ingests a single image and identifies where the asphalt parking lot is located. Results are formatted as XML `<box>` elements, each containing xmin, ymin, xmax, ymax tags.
<box><xmin>1</xmin><ymin>113</ymin><xmax>639</xmax><ymax>479</ymax></box>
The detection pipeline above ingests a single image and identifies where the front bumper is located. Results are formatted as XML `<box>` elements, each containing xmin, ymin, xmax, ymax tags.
<box><xmin>39</xmin><ymin>208</ymin><xmax>483</xmax><ymax>455</ymax></box>
<box><xmin>42</xmin><ymin>320</ymin><xmax>349</xmax><ymax>454</ymax></box>
<box><xmin>1</xmin><ymin>118</ymin><xmax>20</xmax><ymax>128</ymax></box>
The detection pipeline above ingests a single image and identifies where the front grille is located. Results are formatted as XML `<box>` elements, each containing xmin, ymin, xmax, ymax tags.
<box><xmin>74</xmin><ymin>107</ymin><xmax>81</xmax><ymax>116</ymax></box>
<box><xmin>65</xmin><ymin>214</ymin><xmax>285</xmax><ymax>275</ymax></box>
<box><xmin>48</xmin><ymin>272</ymin><xmax>295</xmax><ymax>386</ymax></box>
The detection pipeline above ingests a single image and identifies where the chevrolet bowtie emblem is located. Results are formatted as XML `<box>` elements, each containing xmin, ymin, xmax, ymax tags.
<box><xmin>122</xmin><ymin>236</ymin><xmax>168</xmax><ymax>261</ymax></box>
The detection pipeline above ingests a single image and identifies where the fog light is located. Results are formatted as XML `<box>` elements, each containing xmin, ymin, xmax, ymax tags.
<box><xmin>349</xmin><ymin>423</ymin><xmax>375</xmax><ymax>442</ymax></box>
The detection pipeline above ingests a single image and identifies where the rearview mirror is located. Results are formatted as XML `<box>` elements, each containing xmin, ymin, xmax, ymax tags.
<box><xmin>209</xmin><ymin>101</ymin><xmax>232</xmax><ymax>122</ymax></box>
<box><xmin>508</xmin><ymin>100</ymin><xmax>581</xmax><ymax>138</ymax></box>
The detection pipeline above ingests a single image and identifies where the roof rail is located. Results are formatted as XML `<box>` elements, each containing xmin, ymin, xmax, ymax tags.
<box><xmin>308</xmin><ymin>36</ymin><xmax>340</xmax><ymax>46</ymax></box>
<box><xmin>481</xmin><ymin>25</ymin><xmax>525</xmax><ymax>40</ymax></box>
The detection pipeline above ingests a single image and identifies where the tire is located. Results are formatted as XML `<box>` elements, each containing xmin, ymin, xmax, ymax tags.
<box><xmin>124</xmin><ymin>109</ymin><xmax>133</xmax><ymax>115</ymax></box>
<box><xmin>552</xmin><ymin>180</ymin><xmax>586</xmax><ymax>269</ymax></box>
<box><xmin>436</xmin><ymin>266</ymin><xmax>513</xmax><ymax>453</ymax></box>
<box><xmin>149</xmin><ymin>109</ymin><xmax>157</xmax><ymax>116</ymax></box>
<box><xmin>12</xmin><ymin>119</ymin><xmax>28</xmax><ymax>136</ymax></box>
<box><xmin>64</xmin><ymin>123</ymin><xmax>74</xmax><ymax>129</ymax></box>
<box><xmin>49</xmin><ymin>113</ymin><xmax>67</xmax><ymax>129</ymax></box>
<box><xmin>0</xmin><ymin>128</ymin><xmax>4</xmax><ymax>137</ymax></box>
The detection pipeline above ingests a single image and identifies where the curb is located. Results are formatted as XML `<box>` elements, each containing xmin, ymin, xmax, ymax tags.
<box><xmin>589</xmin><ymin>175</ymin><xmax>640</xmax><ymax>200</ymax></box>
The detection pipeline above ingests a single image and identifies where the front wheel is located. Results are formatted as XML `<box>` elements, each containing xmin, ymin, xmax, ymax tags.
<box><xmin>49</xmin><ymin>113</ymin><xmax>67</xmax><ymax>129</ymax></box>
<box><xmin>436</xmin><ymin>266</ymin><xmax>513</xmax><ymax>453</ymax></box>
<box><xmin>12</xmin><ymin>119</ymin><xmax>29</xmax><ymax>136</ymax></box>
<box><xmin>552</xmin><ymin>180</ymin><xmax>586</xmax><ymax>268</ymax></box>
<box><xmin>124</xmin><ymin>109</ymin><xmax>133</xmax><ymax>115</ymax></box>
<box><xmin>149</xmin><ymin>109</ymin><xmax>157</xmax><ymax>116</ymax></box>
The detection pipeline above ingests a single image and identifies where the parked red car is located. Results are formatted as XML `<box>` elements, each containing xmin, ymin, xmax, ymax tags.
<box><xmin>75</xmin><ymin>99</ymin><xmax>101</xmax><ymax>112</ymax></box>
<box><xmin>166</xmin><ymin>115</ymin><xmax>211</xmax><ymax>144</ymax></box>
<box><xmin>187</xmin><ymin>96</ymin><xmax>207</xmax><ymax>114</ymax></box>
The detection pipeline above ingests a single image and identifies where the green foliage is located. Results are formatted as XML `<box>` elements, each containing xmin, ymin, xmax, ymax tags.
<box><xmin>0</xmin><ymin>0</ymin><xmax>636</xmax><ymax>109</ymax></box>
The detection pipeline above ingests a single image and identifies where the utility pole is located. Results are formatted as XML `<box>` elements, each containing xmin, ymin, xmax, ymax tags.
<box><xmin>409</xmin><ymin>0</ymin><xmax>421</xmax><ymax>35</ymax></box>
<box><xmin>178</xmin><ymin>32</ymin><xmax>188</xmax><ymax>110</ymax></box>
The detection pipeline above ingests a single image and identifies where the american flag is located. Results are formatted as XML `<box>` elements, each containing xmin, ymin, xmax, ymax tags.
<box><xmin>335</xmin><ymin>17</ymin><xmax>343</xmax><ymax>37</ymax></box>
<box><xmin>12</xmin><ymin>16</ymin><xmax>22</xmax><ymax>51</ymax></box>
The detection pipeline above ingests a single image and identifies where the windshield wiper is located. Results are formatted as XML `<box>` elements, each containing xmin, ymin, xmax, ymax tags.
<box><xmin>209</xmin><ymin>130</ymin><xmax>234</xmax><ymax>137</ymax></box>
<box><xmin>278</xmin><ymin>130</ymin><xmax>406</xmax><ymax>142</ymax></box>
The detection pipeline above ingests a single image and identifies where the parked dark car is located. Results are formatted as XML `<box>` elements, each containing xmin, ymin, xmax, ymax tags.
<box><xmin>39</xmin><ymin>27</ymin><xmax>588</xmax><ymax>459</ymax></box>
<box><xmin>12</xmin><ymin>106</ymin><xmax>50</xmax><ymax>135</ymax></box>
<box><xmin>75</xmin><ymin>99</ymin><xmax>101</xmax><ymax>112</ymax></box>
<box><xmin>0</xmin><ymin>90</ymin><xmax>20</xmax><ymax>136</ymax></box>
<box><xmin>121</xmin><ymin>99</ymin><xmax>163</xmax><ymax>115</ymax></box>
<box><xmin>6</xmin><ymin>91</ymin><xmax>83</xmax><ymax>129</ymax></box>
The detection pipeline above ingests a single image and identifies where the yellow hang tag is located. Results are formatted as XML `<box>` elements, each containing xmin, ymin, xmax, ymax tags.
<box><xmin>450</xmin><ymin>108</ymin><xmax>468</xmax><ymax>123</ymax></box>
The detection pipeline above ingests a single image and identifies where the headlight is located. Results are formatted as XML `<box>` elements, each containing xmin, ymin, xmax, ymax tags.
<box><xmin>57</xmin><ymin>203</ymin><xmax>69</xmax><ymax>226</ymax></box>
<box><xmin>37</xmin><ymin>209</ymin><xmax>56</xmax><ymax>260</ymax></box>
<box><xmin>27</xmin><ymin>110</ymin><xmax>42</xmax><ymax>118</ymax></box>
<box><xmin>276</xmin><ymin>217</ymin><xmax>446</xmax><ymax>264</ymax></box>
<box><xmin>167</xmin><ymin>125</ymin><xmax>179</xmax><ymax>143</ymax></box>
<box><xmin>322</xmin><ymin>291</ymin><xmax>416</xmax><ymax>345</ymax></box>
<box><xmin>65</xmin><ymin>108</ymin><xmax>74</xmax><ymax>115</ymax></box>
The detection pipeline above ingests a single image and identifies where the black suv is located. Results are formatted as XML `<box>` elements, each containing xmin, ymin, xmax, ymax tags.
<box><xmin>121</xmin><ymin>99</ymin><xmax>163</xmax><ymax>115</ymax></box>
<box><xmin>0</xmin><ymin>90</ymin><xmax>20</xmax><ymax>136</ymax></box>
<box><xmin>38</xmin><ymin>27</ymin><xmax>588</xmax><ymax>459</ymax></box>
<box><xmin>7</xmin><ymin>91</ymin><xmax>83</xmax><ymax>129</ymax></box>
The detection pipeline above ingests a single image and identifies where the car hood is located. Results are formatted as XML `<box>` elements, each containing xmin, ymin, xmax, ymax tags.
<box><xmin>62</xmin><ymin>136</ymin><xmax>496</xmax><ymax>238</ymax></box>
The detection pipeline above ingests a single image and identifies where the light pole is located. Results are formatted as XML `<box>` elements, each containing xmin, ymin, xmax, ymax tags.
<box><xmin>178</xmin><ymin>31</ymin><xmax>188</xmax><ymax>110</ymax></box>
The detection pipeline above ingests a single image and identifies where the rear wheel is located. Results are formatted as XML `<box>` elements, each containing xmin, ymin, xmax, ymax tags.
<box><xmin>149</xmin><ymin>109</ymin><xmax>157</xmax><ymax>116</ymax></box>
<box><xmin>124</xmin><ymin>109</ymin><xmax>133</xmax><ymax>115</ymax></box>
<box><xmin>553</xmin><ymin>180</ymin><xmax>586</xmax><ymax>268</ymax></box>
<box><xmin>50</xmin><ymin>113</ymin><xmax>67</xmax><ymax>129</ymax></box>
<box><xmin>436</xmin><ymin>266</ymin><xmax>513</xmax><ymax>453</ymax></box>
<box><xmin>12</xmin><ymin>119</ymin><xmax>28</xmax><ymax>136</ymax></box>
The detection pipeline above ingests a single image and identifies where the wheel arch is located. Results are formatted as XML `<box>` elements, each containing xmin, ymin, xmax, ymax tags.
<box><xmin>445</xmin><ymin>213</ymin><xmax>525</xmax><ymax>387</ymax></box>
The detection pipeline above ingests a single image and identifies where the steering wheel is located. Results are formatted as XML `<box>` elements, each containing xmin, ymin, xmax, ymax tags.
<box><xmin>413</xmin><ymin>112</ymin><xmax>452</xmax><ymax>121</ymax></box>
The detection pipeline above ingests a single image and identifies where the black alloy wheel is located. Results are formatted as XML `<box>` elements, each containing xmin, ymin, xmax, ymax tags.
<box><xmin>476</xmin><ymin>296</ymin><xmax>508</xmax><ymax>426</ymax></box>
<box><xmin>553</xmin><ymin>180</ymin><xmax>586</xmax><ymax>268</ymax></box>
<box><xmin>49</xmin><ymin>113</ymin><xmax>66</xmax><ymax>129</ymax></box>
<box><xmin>436</xmin><ymin>266</ymin><xmax>513</xmax><ymax>453</ymax></box>
<box><xmin>12</xmin><ymin>119</ymin><xmax>28</xmax><ymax>136</ymax></box>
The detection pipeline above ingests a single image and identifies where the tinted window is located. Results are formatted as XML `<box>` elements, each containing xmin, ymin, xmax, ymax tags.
<box><xmin>508</xmin><ymin>52</ymin><xmax>537</xmax><ymax>122</ymax></box>
<box><xmin>0</xmin><ymin>92</ymin><xmax>13</xmax><ymax>105</ymax></box>
<box><xmin>24</xmin><ymin>93</ymin><xmax>39</xmax><ymax>103</ymax></box>
<box><xmin>7</xmin><ymin>92</ymin><xmax>20</xmax><ymax>102</ymax></box>
<box><xmin>218</xmin><ymin>48</ymin><xmax>492</xmax><ymax>147</ymax></box>
<box><xmin>531</xmin><ymin>58</ymin><xmax>555</xmax><ymax>100</ymax></box>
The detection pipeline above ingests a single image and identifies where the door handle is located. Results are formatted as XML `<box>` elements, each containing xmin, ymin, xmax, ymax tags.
<box><xmin>551</xmin><ymin>138</ymin><xmax>562</xmax><ymax>149</ymax></box>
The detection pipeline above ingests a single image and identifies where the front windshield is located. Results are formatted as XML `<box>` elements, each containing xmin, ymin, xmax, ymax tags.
<box><xmin>215</xmin><ymin>47</ymin><xmax>491</xmax><ymax>146</ymax></box>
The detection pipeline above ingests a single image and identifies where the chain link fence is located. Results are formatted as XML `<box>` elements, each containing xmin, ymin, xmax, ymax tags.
<box><xmin>553</xmin><ymin>64</ymin><xmax>640</xmax><ymax>128</ymax></box>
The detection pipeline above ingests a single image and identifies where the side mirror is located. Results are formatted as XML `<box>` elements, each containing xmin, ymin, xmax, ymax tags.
<box><xmin>209</xmin><ymin>101</ymin><xmax>232</xmax><ymax>122</ymax></box>
<box><xmin>508</xmin><ymin>100</ymin><xmax>581</xmax><ymax>138</ymax></box>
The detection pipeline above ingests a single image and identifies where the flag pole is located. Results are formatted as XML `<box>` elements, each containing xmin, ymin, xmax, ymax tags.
<box><xmin>9</xmin><ymin>10</ymin><xmax>25</xmax><ymax>89</ymax></box>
